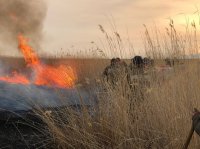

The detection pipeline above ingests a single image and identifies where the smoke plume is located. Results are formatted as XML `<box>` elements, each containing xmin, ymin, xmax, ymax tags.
<box><xmin>0</xmin><ymin>0</ymin><xmax>47</xmax><ymax>53</ymax></box>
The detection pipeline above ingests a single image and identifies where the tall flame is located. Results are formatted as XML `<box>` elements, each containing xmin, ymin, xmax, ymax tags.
<box><xmin>0</xmin><ymin>35</ymin><xmax>77</xmax><ymax>88</ymax></box>
<box><xmin>18</xmin><ymin>35</ymin><xmax>40</xmax><ymax>67</ymax></box>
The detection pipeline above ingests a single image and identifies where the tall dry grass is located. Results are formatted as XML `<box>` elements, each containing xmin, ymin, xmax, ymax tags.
<box><xmin>35</xmin><ymin>19</ymin><xmax>200</xmax><ymax>149</ymax></box>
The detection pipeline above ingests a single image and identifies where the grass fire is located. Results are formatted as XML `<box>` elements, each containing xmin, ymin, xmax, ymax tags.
<box><xmin>0</xmin><ymin>35</ymin><xmax>77</xmax><ymax>88</ymax></box>
<box><xmin>1</xmin><ymin>0</ymin><xmax>200</xmax><ymax>149</ymax></box>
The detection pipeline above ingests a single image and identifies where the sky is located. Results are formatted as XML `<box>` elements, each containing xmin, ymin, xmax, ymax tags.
<box><xmin>2</xmin><ymin>0</ymin><xmax>200</xmax><ymax>58</ymax></box>
<box><xmin>40</xmin><ymin>0</ymin><xmax>200</xmax><ymax>58</ymax></box>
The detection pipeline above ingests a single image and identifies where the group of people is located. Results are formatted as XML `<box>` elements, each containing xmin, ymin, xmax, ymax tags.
<box><xmin>103</xmin><ymin>56</ymin><xmax>154</xmax><ymax>90</ymax></box>
<box><xmin>102</xmin><ymin>56</ymin><xmax>154</xmax><ymax>111</ymax></box>
<box><xmin>103</xmin><ymin>56</ymin><xmax>200</xmax><ymax>141</ymax></box>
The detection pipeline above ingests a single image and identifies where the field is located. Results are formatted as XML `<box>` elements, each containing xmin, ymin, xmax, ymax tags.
<box><xmin>1</xmin><ymin>22</ymin><xmax>200</xmax><ymax>148</ymax></box>
<box><xmin>35</xmin><ymin>59</ymin><xmax>200</xmax><ymax>149</ymax></box>
<box><xmin>1</xmin><ymin>58</ymin><xmax>199</xmax><ymax>148</ymax></box>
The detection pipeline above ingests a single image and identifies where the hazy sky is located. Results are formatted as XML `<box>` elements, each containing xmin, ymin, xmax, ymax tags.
<box><xmin>41</xmin><ymin>0</ymin><xmax>200</xmax><ymax>57</ymax></box>
<box><xmin>2</xmin><ymin>0</ymin><xmax>200</xmax><ymax>58</ymax></box>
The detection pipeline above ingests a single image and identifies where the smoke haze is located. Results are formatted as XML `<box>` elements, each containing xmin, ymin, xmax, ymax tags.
<box><xmin>0</xmin><ymin>0</ymin><xmax>47</xmax><ymax>54</ymax></box>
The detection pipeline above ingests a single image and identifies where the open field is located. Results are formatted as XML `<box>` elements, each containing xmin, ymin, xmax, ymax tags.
<box><xmin>0</xmin><ymin>57</ymin><xmax>198</xmax><ymax>148</ymax></box>
<box><xmin>0</xmin><ymin>57</ymin><xmax>200</xmax><ymax>148</ymax></box>
<box><xmin>0</xmin><ymin>56</ymin><xmax>167</xmax><ymax>82</ymax></box>
<box><xmin>1</xmin><ymin>0</ymin><xmax>200</xmax><ymax>148</ymax></box>
<box><xmin>0</xmin><ymin>17</ymin><xmax>200</xmax><ymax>148</ymax></box>
<box><xmin>36</xmin><ymin>60</ymin><xmax>200</xmax><ymax>149</ymax></box>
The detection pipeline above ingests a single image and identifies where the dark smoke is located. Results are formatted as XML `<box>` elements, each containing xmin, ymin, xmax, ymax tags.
<box><xmin>0</xmin><ymin>0</ymin><xmax>47</xmax><ymax>50</ymax></box>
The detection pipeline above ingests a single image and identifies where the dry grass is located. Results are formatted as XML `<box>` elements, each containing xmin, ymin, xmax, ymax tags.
<box><xmin>35</xmin><ymin>61</ymin><xmax>200</xmax><ymax>149</ymax></box>
<box><xmin>34</xmin><ymin>20</ymin><xmax>200</xmax><ymax>149</ymax></box>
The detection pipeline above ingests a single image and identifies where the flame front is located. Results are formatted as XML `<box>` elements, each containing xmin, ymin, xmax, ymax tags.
<box><xmin>0</xmin><ymin>71</ymin><xmax>30</xmax><ymax>85</ymax></box>
<box><xmin>35</xmin><ymin>65</ymin><xmax>76</xmax><ymax>88</ymax></box>
<box><xmin>0</xmin><ymin>35</ymin><xmax>77</xmax><ymax>88</ymax></box>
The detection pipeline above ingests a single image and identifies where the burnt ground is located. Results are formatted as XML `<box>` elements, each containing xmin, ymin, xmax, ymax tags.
<box><xmin>0</xmin><ymin>105</ymin><xmax>94</xmax><ymax>149</ymax></box>
<box><xmin>0</xmin><ymin>119</ymin><xmax>54</xmax><ymax>149</ymax></box>
<box><xmin>0</xmin><ymin>57</ymin><xmax>101</xmax><ymax>149</ymax></box>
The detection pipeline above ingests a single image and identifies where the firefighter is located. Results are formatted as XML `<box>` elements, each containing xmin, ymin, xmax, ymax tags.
<box><xmin>183</xmin><ymin>109</ymin><xmax>200</xmax><ymax>148</ymax></box>
<box><xmin>193</xmin><ymin>110</ymin><xmax>200</xmax><ymax>136</ymax></box>
<box><xmin>128</xmin><ymin>56</ymin><xmax>155</xmax><ymax>104</ymax></box>
<box><xmin>128</xmin><ymin>56</ymin><xmax>144</xmax><ymax>86</ymax></box>
<box><xmin>103</xmin><ymin>58</ymin><xmax>117</xmax><ymax>84</ymax></box>
<box><xmin>103</xmin><ymin>57</ymin><xmax>129</xmax><ymax>88</ymax></box>
<box><xmin>127</xmin><ymin>56</ymin><xmax>144</xmax><ymax>99</ymax></box>
<box><xmin>143</xmin><ymin>57</ymin><xmax>156</xmax><ymax>86</ymax></box>
<box><xmin>116</xmin><ymin>57</ymin><xmax>127</xmax><ymax>67</ymax></box>
<box><xmin>115</xmin><ymin>57</ymin><xmax>129</xmax><ymax>90</ymax></box>
<box><xmin>115</xmin><ymin>57</ymin><xmax>129</xmax><ymax>75</ymax></box>
<box><xmin>143</xmin><ymin>57</ymin><xmax>153</xmax><ymax>68</ymax></box>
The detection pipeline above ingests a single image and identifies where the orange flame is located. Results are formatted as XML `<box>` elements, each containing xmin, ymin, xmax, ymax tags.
<box><xmin>0</xmin><ymin>35</ymin><xmax>77</xmax><ymax>88</ymax></box>
<box><xmin>35</xmin><ymin>65</ymin><xmax>76</xmax><ymax>88</ymax></box>
<box><xmin>18</xmin><ymin>35</ymin><xmax>40</xmax><ymax>67</ymax></box>
<box><xmin>0</xmin><ymin>71</ymin><xmax>30</xmax><ymax>85</ymax></box>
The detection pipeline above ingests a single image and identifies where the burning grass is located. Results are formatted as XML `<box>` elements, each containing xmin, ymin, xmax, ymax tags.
<box><xmin>0</xmin><ymin>35</ymin><xmax>77</xmax><ymax>88</ymax></box>
<box><xmin>1</xmin><ymin>19</ymin><xmax>200</xmax><ymax>148</ymax></box>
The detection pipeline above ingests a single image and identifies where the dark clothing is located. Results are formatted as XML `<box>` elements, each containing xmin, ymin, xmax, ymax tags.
<box><xmin>128</xmin><ymin>58</ymin><xmax>154</xmax><ymax>108</ymax></box>
<box><xmin>103</xmin><ymin>61</ymin><xmax>129</xmax><ymax>87</ymax></box>
<box><xmin>132</xmin><ymin>56</ymin><xmax>144</xmax><ymax>68</ymax></box>
<box><xmin>193</xmin><ymin>112</ymin><xmax>200</xmax><ymax>136</ymax></box>
<box><xmin>103</xmin><ymin>65</ymin><xmax>117</xmax><ymax>85</ymax></box>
